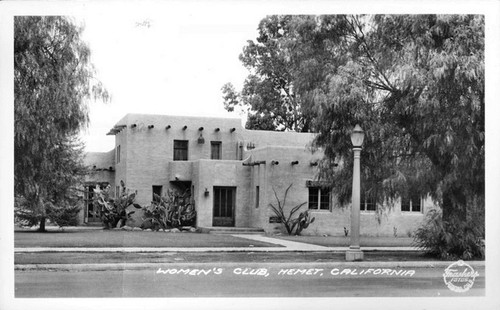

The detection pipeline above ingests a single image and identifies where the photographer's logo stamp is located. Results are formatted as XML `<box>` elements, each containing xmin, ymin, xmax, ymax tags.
<box><xmin>443</xmin><ymin>260</ymin><xmax>479</xmax><ymax>292</ymax></box>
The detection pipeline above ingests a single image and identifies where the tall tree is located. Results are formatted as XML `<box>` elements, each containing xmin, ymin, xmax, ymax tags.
<box><xmin>301</xmin><ymin>15</ymin><xmax>484</xmax><ymax>258</ymax></box>
<box><xmin>14</xmin><ymin>16</ymin><xmax>108</xmax><ymax>231</ymax></box>
<box><xmin>222</xmin><ymin>16</ymin><xmax>317</xmax><ymax>132</ymax></box>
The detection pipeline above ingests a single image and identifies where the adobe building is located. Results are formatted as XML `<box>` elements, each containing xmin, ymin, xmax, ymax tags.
<box><xmin>82</xmin><ymin>113</ymin><xmax>433</xmax><ymax>236</ymax></box>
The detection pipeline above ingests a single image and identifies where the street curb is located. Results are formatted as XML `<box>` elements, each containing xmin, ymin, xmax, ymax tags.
<box><xmin>15</xmin><ymin>260</ymin><xmax>485</xmax><ymax>272</ymax></box>
<box><xmin>14</xmin><ymin>247</ymin><xmax>421</xmax><ymax>253</ymax></box>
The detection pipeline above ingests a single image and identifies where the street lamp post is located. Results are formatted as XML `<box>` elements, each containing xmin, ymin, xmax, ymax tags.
<box><xmin>346</xmin><ymin>124</ymin><xmax>365</xmax><ymax>261</ymax></box>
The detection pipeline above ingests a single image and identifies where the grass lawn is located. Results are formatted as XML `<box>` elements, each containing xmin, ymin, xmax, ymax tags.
<box><xmin>274</xmin><ymin>235</ymin><xmax>416</xmax><ymax>247</ymax></box>
<box><xmin>14</xmin><ymin>229</ymin><xmax>282</xmax><ymax>248</ymax></box>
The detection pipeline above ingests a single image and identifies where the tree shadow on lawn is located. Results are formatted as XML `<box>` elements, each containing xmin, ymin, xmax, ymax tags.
<box><xmin>14</xmin><ymin>229</ymin><xmax>282</xmax><ymax>248</ymax></box>
<box><xmin>15</xmin><ymin>230</ymin><xmax>90</xmax><ymax>234</ymax></box>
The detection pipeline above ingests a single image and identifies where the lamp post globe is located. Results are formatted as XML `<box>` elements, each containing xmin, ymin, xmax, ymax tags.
<box><xmin>346</xmin><ymin>124</ymin><xmax>365</xmax><ymax>261</ymax></box>
<box><xmin>350</xmin><ymin>124</ymin><xmax>365</xmax><ymax>148</ymax></box>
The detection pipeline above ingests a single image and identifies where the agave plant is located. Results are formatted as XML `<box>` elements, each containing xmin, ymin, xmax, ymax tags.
<box><xmin>93</xmin><ymin>181</ymin><xmax>141</xmax><ymax>229</ymax></box>
<box><xmin>269</xmin><ymin>184</ymin><xmax>314</xmax><ymax>235</ymax></box>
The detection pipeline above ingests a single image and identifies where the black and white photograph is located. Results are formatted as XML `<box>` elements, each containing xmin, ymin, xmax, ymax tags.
<box><xmin>1</xmin><ymin>0</ymin><xmax>499</xmax><ymax>309</ymax></box>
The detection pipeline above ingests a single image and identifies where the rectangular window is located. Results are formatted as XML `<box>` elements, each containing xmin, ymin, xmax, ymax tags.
<box><xmin>308</xmin><ymin>187</ymin><xmax>330</xmax><ymax>210</ymax></box>
<box><xmin>401</xmin><ymin>193</ymin><xmax>422</xmax><ymax>212</ymax></box>
<box><xmin>401</xmin><ymin>196</ymin><xmax>411</xmax><ymax>211</ymax></box>
<box><xmin>255</xmin><ymin>186</ymin><xmax>260</xmax><ymax>208</ymax></box>
<box><xmin>211</xmin><ymin>141</ymin><xmax>222</xmax><ymax>160</ymax></box>
<box><xmin>116</xmin><ymin>145</ymin><xmax>121</xmax><ymax>163</ymax></box>
<box><xmin>173</xmin><ymin>140</ymin><xmax>188</xmax><ymax>161</ymax></box>
<box><xmin>361</xmin><ymin>192</ymin><xmax>377</xmax><ymax>211</ymax></box>
<box><xmin>152</xmin><ymin>185</ymin><xmax>163</xmax><ymax>200</ymax></box>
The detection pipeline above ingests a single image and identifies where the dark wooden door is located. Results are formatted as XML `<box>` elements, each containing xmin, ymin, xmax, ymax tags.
<box><xmin>213</xmin><ymin>187</ymin><xmax>236</xmax><ymax>227</ymax></box>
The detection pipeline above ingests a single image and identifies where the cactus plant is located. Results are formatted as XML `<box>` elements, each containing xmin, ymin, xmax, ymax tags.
<box><xmin>292</xmin><ymin>210</ymin><xmax>315</xmax><ymax>236</ymax></box>
<box><xmin>93</xmin><ymin>181</ymin><xmax>141</xmax><ymax>229</ymax></box>
<box><xmin>141</xmin><ymin>188</ymin><xmax>196</xmax><ymax>230</ymax></box>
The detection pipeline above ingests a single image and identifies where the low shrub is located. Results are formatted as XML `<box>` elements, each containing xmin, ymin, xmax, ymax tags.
<box><xmin>15</xmin><ymin>196</ymin><xmax>81</xmax><ymax>228</ymax></box>
<box><xmin>413</xmin><ymin>209</ymin><xmax>484</xmax><ymax>260</ymax></box>
<box><xmin>46</xmin><ymin>202</ymin><xmax>81</xmax><ymax>227</ymax></box>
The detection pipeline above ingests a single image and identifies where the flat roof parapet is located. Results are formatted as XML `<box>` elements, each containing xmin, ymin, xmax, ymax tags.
<box><xmin>106</xmin><ymin>125</ymin><xmax>127</xmax><ymax>135</ymax></box>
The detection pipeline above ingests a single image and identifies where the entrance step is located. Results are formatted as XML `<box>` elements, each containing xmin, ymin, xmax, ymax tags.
<box><xmin>83</xmin><ymin>222</ymin><xmax>103</xmax><ymax>227</ymax></box>
<box><xmin>199</xmin><ymin>227</ymin><xmax>265</xmax><ymax>235</ymax></box>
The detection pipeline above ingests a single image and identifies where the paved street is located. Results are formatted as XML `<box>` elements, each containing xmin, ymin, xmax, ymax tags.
<box><xmin>13</xmin><ymin>230</ymin><xmax>485</xmax><ymax>298</ymax></box>
<box><xmin>15</xmin><ymin>262</ymin><xmax>484</xmax><ymax>297</ymax></box>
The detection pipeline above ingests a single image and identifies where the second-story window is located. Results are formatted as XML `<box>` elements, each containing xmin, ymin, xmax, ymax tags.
<box><xmin>173</xmin><ymin>140</ymin><xmax>188</xmax><ymax>161</ymax></box>
<box><xmin>116</xmin><ymin>145</ymin><xmax>121</xmax><ymax>164</ymax></box>
<box><xmin>211</xmin><ymin>141</ymin><xmax>222</xmax><ymax>160</ymax></box>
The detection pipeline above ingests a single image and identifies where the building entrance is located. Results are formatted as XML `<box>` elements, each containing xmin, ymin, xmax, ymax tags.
<box><xmin>84</xmin><ymin>185</ymin><xmax>101</xmax><ymax>223</ymax></box>
<box><xmin>213</xmin><ymin>187</ymin><xmax>236</xmax><ymax>227</ymax></box>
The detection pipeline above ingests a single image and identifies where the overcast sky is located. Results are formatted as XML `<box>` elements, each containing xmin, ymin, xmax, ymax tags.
<box><xmin>79</xmin><ymin>12</ymin><xmax>263</xmax><ymax>152</ymax></box>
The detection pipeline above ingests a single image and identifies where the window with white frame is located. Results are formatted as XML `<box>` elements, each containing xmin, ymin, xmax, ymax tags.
<box><xmin>308</xmin><ymin>187</ymin><xmax>331</xmax><ymax>210</ymax></box>
<box><xmin>401</xmin><ymin>192</ymin><xmax>422</xmax><ymax>212</ymax></box>
<box><xmin>360</xmin><ymin>191</ymin><xmax>377</xmax><ymax>211</ymax></box>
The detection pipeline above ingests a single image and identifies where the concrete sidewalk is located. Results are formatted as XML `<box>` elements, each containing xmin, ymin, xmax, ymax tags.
<box><xmin>15</xmin><ymin>234</ymin><xmax>419</xmax><ymax>253</ymax></box>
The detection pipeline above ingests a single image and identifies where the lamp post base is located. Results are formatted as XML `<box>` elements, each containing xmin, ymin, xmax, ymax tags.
<box><xmin>345</xmin><ymin>248</ymin><xmax>364</xmax><ymax>261</ymax></box>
